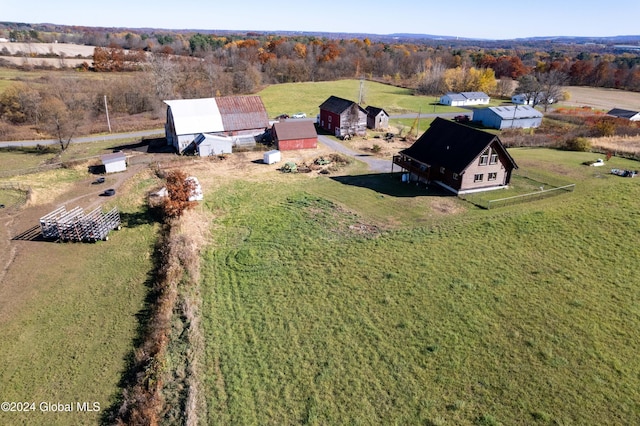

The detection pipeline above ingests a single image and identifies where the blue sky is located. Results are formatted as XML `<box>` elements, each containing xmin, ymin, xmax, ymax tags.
<box><xmin>3</xmin><ymin>0</ymin><xmax>639</xmax><ymax>40</ymax></box>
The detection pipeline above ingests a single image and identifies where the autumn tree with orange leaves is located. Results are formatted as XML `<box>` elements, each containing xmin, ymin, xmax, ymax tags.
<box><xmin>162</xmin><ymin>170</ymin><xmax>197</xmax><ymax>220</ymax></box>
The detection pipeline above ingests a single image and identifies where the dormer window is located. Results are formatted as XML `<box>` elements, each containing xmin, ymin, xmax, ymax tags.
<box><xmin>490</xmin><ymin>153</ymin><xmax>498</xmax><ymax>164</ymax></box>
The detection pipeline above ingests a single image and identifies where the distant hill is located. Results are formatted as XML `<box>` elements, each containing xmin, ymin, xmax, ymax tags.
<box><xmin>1</xmin><ymin>21</ymin><xmax>639</xmax><ymax>47</ymax></box>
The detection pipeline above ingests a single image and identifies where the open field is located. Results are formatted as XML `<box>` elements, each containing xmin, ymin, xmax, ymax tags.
<box><xmin>562</xmin><ymin>86</ymin><xmax>640</xmax><ymax>111</ymax></box>
<box><xmin>199</xmin><ymin>148</ymin><xmax>640</xmax><ymax>425</ymax></box>
<box><xmin>0</xmin><ymin>42</ymin><xmax>94</xmax><ymax>69</ymax></box>
<box><xmin>0</xmin><ymin>145</ymin><xmax>162</xmax><ymax>425</ymax></box>
<box><xmin>258</xmin><ymin>79</ymin><xmax>467</xmax><ymax>119</ymax></box>
<box><xmin>1</xmin><ymin>74</ymin><xmax>640</xmax><ymax>425</ymax></box>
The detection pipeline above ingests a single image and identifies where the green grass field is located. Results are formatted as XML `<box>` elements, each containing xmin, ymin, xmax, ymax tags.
<box><xmin>201</xmin><ymin>148</ymin><xmax>640</xmax><ymax>425</ymax></box>
<box><xmin>258</xmin><ymin>79</ymin><xmax>466</xmax><ymax>119</ymax></box>
<box><xmin>0</xmin><ymin>172</ymin><xmax>160</xmax><ymax>425</ymax></box>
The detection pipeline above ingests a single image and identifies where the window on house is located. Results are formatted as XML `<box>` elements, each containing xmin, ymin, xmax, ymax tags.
<box><xmin>479</xmin><ymin>149</ymin><xmax>489</xmax><ymax>165</ymax></box>
<box><xmin>474</xmin><ymin>173</ymin><xmax>483</xmax><ymax>182</ymax></box>
<box><xmin>440</xmin><ymin>166</ymin><xmax>445</xmax><ymax>174</ymax></box>
<box><xmin>488</xmin><ymin>172</ymin><xmax>497</xmax><ymax>181</ymax></box>
<box><xmin>453</xmin><ymin>173</ymin><xmax>459</xmax><ymax>180</ymax></box>
<box><xmin>490</xmin><ymin>153</ymin><xmax>498</xmax><ymax>164</ymax></box>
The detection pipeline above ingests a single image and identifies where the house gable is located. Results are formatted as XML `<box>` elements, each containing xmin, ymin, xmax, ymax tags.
<box><xmin>394</xmin><ymin>118</ymin><xmax>517</xmax><ymax>194</ymax></box>
<box><xmin>318</xmin><ymin>96</ymin><xmax>367</xmax><ymax>136</ymax></box>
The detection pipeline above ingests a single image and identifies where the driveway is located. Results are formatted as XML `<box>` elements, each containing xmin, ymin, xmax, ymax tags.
<box><xmin>318</xmin><ymin>135</ymin><xmax>392</xmax><ymax>173</ymax></box>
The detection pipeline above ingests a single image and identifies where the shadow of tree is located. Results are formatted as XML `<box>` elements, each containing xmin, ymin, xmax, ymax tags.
<box><xmin>118</xmin><ymin>209</ymin><xmax>160</xmax><ymax>228</ymax></box>
<box><xmin>100</xmin><ymin>245</ymin><xmax>160</xmax><ymax>425</ymax></box>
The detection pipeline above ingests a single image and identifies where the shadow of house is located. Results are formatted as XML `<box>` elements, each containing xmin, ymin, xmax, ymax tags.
<box><xmin>110</xmin><ymin>137</ymin><xmax>174</xmax><ymax>154</ymax></box>
<box><xmin>330</xmin><ymin>173</ymin><xmax>453</xmax><ymax>198</ymax></box>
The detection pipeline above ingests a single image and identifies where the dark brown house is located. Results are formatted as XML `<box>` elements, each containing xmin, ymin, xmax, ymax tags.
<box><xmin>318</xmin><ymin>96</ymin><xmax>367</xmax><ymax>138</ymax></box>
<box><xmin>271</xmin><ymin>120</ymin><xmax>318</xmax><ymax>151</ymax></box>
<box><xmin>365</xmin><ymin>106</ymin><xmax>389</xmax><ymax>130</ymax></box>
<box><xmin>393</xmin><ymin>117</ymin><xmax>518</xmax><ymax>194</ymax></box>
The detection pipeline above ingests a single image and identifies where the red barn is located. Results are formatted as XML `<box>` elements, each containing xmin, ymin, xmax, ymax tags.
<box><xmin>272</xmin><ymin>120</ymin><xmax>318</xmax><ymax>151</ymax></box>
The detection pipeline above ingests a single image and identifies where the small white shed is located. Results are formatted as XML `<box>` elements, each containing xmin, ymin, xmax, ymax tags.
<box><xmin>101</xmin><ymin>151</ymin><xmax>127</xmax><ymax>173</ymax></box>
<box><xmin>195</xmin><ymin>133</ymin><xmax>233</xmax><ymax>156</ymax></box>
<box><xmin>263</xmin><ymin>150</ymin><xmax>281</xmax><ymax>164</ymax></box>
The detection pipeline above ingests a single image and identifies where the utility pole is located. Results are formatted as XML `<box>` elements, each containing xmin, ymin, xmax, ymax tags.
<box><xmin>104</xmin><ymin>95</ymin><xmax>112</xmax><ymax>133</ymax></box>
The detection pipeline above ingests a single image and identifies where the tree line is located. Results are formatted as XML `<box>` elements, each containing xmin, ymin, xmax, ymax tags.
<box><xmin>2</xmin><ymin>27</ymin><xmax>640</xmax><ymax>146</ymax></box>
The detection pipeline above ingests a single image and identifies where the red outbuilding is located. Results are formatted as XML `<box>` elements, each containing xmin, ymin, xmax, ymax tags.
<box><xmin>272</xmin><ymin>120</ymin><xmax>318</xmax><ymax>151</ymax></box>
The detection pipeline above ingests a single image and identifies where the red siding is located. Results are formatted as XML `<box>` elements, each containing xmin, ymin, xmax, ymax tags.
<box><xmin>319</xmin><ymin>110</ymin><xmax>341</xmax><ymax>134</ymax></box>
<box><xmin>277</xmin><ymin>137</ymin><xmax>318</xmax><ymax>151</ymax></box>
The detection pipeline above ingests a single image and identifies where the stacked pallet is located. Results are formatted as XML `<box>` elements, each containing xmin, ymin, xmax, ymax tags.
<box><xmin>39</xmin><ymin>205</ymin><xmax>121</xmax><ymax>242</ymax></box>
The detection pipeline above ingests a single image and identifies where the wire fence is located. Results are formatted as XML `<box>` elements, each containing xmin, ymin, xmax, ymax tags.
<box><xmin>485</xmin><ymin>184</ymin><xmax>576</xmax><ymax>209</ymax></box>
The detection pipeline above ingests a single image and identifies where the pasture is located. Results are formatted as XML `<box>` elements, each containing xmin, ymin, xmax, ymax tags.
<box><xmin>0</xmin><ymin>164</ymin><xmax>161</xmax><ymax>425</ymax></box>
<box><xmin>201</xmin><ymin>148</ymin><xmax>640</xmax><ymax>425</ymax></box>
<box><xmin>258</xmin><ymin>79</ymin><xmax>466</xmax><ymax>119</ymax></box>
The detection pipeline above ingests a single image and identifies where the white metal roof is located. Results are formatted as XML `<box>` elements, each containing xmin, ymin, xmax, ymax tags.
<box><xmin>164</xmin><ymin>98</ymin><xmax>224</xmax><ymax>135</ymax></box>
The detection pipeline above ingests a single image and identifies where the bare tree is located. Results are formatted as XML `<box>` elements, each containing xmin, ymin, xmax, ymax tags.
<box><xmin>41</xmin><ymin>97</ymin><xmax>81</xmax><ymax>150</ymax></box>
<box><xmin>537</xmin><ymin>70</ymin><xmax>568</xmax><ymax>112</ymax></box>
<box><xmin>146</xmin><ymin>53</ymin><xmax>178</xmax><ymax>100</ymax></box>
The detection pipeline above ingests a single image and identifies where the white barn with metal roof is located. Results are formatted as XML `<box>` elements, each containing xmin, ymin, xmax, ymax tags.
<box><xmin>473</xmin><ymin>105</ymin><xmax>543</xmax><ymax>129</ymax></box>
<box><xmin>164</xmin><ymin>96</ymin><xmax>269</xmax><ymax>154</ymax></box>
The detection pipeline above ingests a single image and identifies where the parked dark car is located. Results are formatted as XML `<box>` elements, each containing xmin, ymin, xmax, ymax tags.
<box><xmin>93</xmin><ymin>177</ymin><xmax>106</xmax><ymax>184</ymax></box>
<box><xmin>103</xmin><ymin>188</ymin><xmax>116</xmax><ymax>196</ymax></box>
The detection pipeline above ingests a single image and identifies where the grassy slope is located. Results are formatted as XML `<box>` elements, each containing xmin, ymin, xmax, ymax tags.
<box><xmin>0</xmin><ymin>173</ymin><xmax>159</xmax><ymax>425</ymax></box>
<box><xmin>258</xmin><ymin>79</ymin><xmax>466</xmax><ymax>118</ymax></box>
<box><xmin>201</xmin><ymin>149</ymin><xmax>640</xmax><ymax>425</ymax></box>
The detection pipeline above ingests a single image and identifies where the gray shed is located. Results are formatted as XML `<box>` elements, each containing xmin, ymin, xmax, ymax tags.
<box><xmin>473</xmin><ymin>106</ymin><xmax>543</xmax><ymax>130</ymax></box>
<box><xmin>101</xmin><ymin>151</ymin><xmax>127</xmax><ymax>173</ymax></box>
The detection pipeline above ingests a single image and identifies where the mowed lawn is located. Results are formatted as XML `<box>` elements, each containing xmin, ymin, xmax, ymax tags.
<box><xmin>201</xmin><ymin>148</ymin><xmax>640</xmax><ymax>425</ymax></box>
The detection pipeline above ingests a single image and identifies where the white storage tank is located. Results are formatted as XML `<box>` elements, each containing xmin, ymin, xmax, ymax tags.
<box><xmin>263</xmin><ymin>150</ymin><xmax>281</xmax><ymax>165</ymax></box>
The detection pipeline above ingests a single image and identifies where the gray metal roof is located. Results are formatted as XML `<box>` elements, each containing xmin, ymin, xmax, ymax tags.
<box><xmin>460</xmin><ymin>91</ymin><xmax>490</xmax><ymax>99</ymax></box>
<box><xmin>485</xmin><ymin>105</ymin><xmax>543</xmax><ymax>119</ymax></box>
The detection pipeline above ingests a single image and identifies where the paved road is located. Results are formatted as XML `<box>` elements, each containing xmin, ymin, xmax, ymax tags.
<box><xmin>0</xmin><ymin>112</ymin><xmax>463</xmax><ymax>148</ymax></box>
<box><xmin>0</xmin><ymin>129</ymin><xmax>165</xmax><ymax>147</ymax></box>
